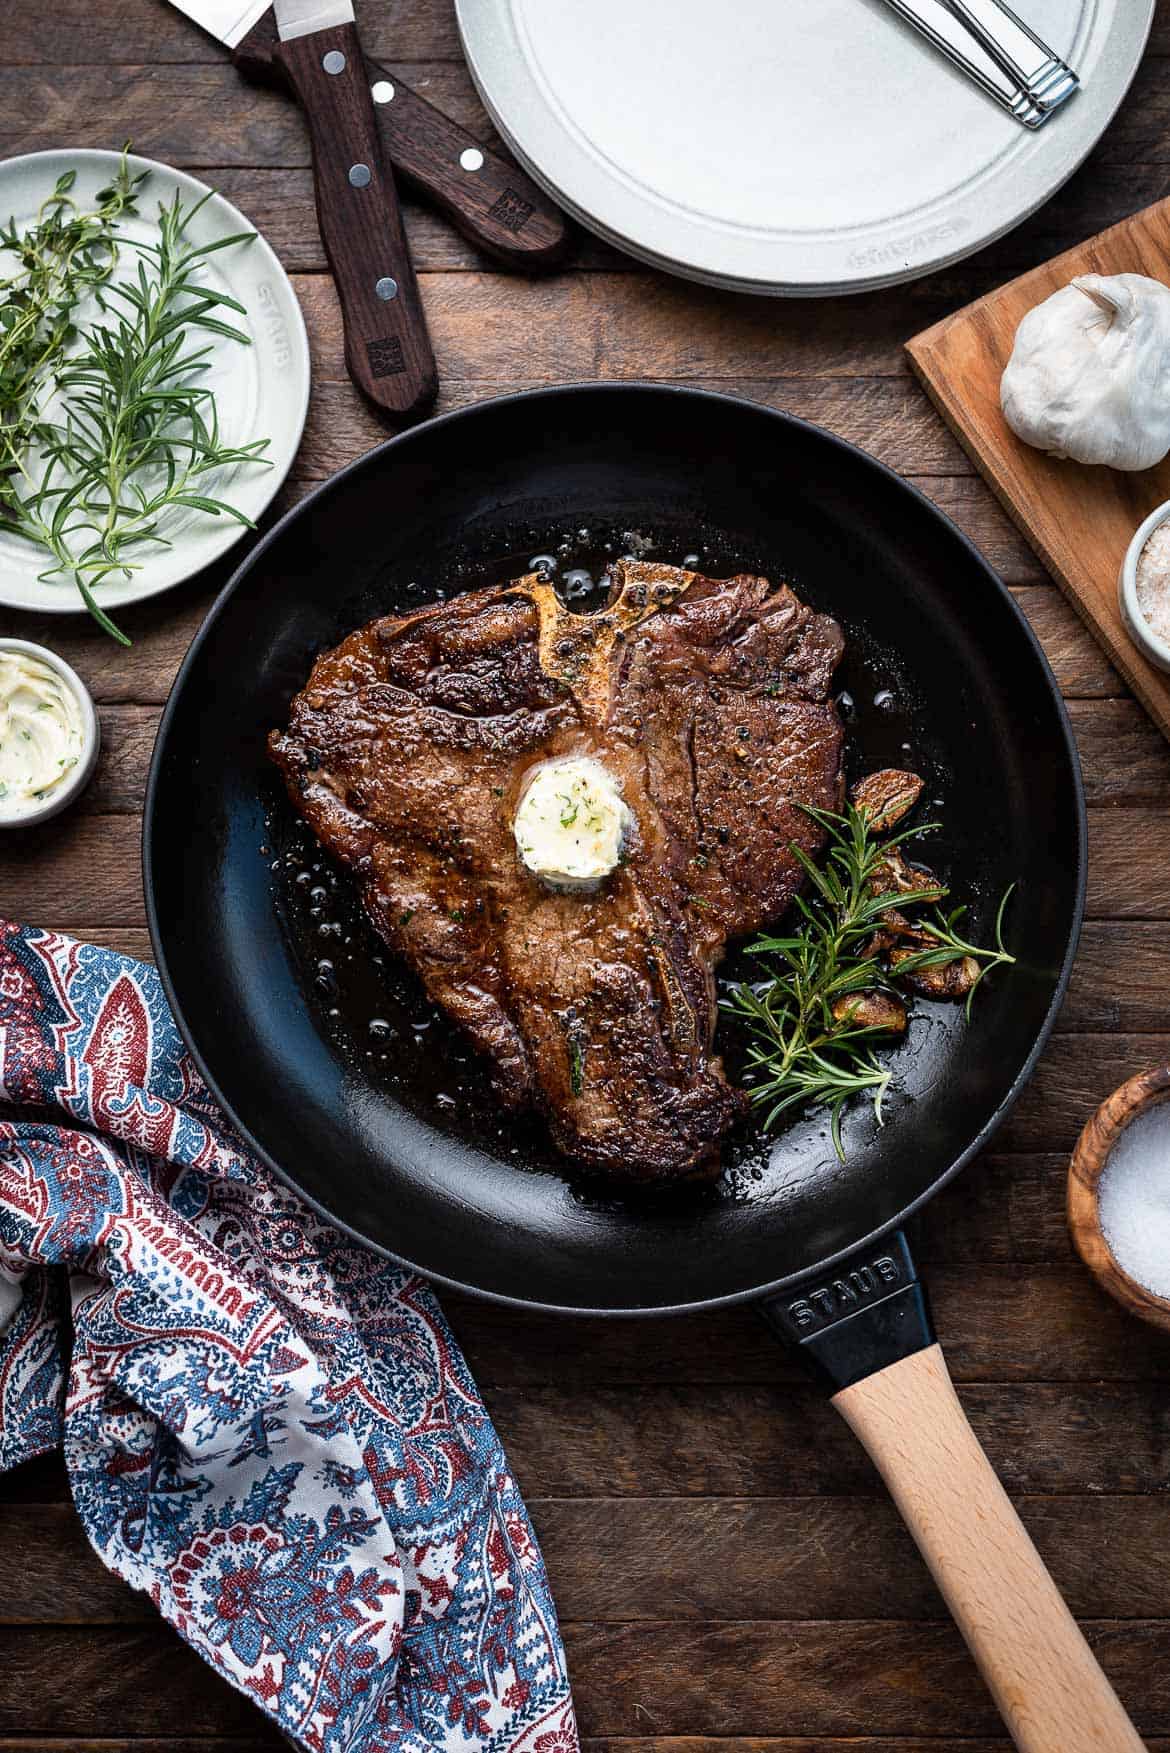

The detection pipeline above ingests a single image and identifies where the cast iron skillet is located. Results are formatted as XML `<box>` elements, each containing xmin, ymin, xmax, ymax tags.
<box><xmin>145</xmin><ymin>386</ymin><xmax>1138</xmax><ymax>1749</ymax></box>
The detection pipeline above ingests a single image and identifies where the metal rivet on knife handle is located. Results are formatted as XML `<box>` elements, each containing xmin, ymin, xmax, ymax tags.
<box><xmin>460</xmin><ymin>148</ymin><xmax>485</xmax><ymax>173</ymax></box>
<box><xmin>375</xmin><ymin>277</ymin><xmax>399</xmax><ymax>301</ymax></box>
<box><xmin>349</xmin><ymin>163</ymin><xmax>371</xmax><ymax>187</ymax></box>
<box><xmin>322</xmin><ymin>48</ymin><xmax>345</xmax><ymax>73</ymax></box>
<box><xmin>371</xmin><ymin>80</ymin><xmax>395</xmax><ymax>104</ymax></box>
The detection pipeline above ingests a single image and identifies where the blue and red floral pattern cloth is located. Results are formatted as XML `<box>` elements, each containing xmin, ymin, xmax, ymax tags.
<box><xmin>0</xmin><ymin>921</ymin><xmax>576</xmax><ymax>1753</ymax></box>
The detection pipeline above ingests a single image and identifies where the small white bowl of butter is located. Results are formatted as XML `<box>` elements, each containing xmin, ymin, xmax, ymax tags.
<box><xmin>1120</xmin><ymin>500</ymin><xmax>1170</xmax><ymax>674</ymax></box>
<box><xmin>0</xmin><ymin>640</ymin><xmax>99</xmax><ymax>827</ymax></box>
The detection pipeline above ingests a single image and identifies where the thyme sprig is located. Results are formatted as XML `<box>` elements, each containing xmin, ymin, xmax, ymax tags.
<box><xmin>723</xmin><ymin>804</ymin><xmax>1014</xmax><ymax>1159</ymax></box>
<box><xmin>0</xmin><ymin>162</ymin><xmax>271</xmax><ymax>643</ymax></box>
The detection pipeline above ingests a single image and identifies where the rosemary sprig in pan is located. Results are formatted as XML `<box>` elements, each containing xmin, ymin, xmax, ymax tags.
<box><xmin>0</xmin><ymin>166</ymin><xmax>271</xmax><ymax>644</ymax></box>
<box><xmin>723</xmin><ymin>803</ymin><xmax>1015</xmax><ymax>1160</ymax></box>
<box><xmin>880</xmin><ymin>884</ymin><xmax>1016</xmax><ymax>1016</ymax></box>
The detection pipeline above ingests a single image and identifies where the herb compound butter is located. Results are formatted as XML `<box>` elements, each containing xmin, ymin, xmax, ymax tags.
<box><xmin>0</xmin><ymin>649</ymin><xmax>85</xmax><ymax>820</ymax></box>
<box><xmin>514</xmin><ymin>755</ymin><xmax>630</xmax><ymax>888</ymax></box>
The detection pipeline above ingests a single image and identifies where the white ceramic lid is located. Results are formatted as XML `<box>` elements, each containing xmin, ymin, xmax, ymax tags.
<box><xmin>457</xmin><ymin>0</ymin><xmax>1153</xmax><ymax>295</ymax></box>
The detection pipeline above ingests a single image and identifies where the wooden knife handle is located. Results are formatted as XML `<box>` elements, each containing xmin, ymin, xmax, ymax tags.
<box><xmin>355</xmin><ymin>63</ymin><xmax>570</xmax><ymax>272</ymax></box>
<box><xmin>237</xmin><ymin>13</ymin><xmax>570</xmax><ymax>273</ymax></box>
<box><xmin>273</xmin><ymin>20</ymin><xmax>437</xmax><ymax>420</ymax></box>
<box><xmin>835</xmin><ymin>1344</ymin><xmax>1145</xmax><ymax>1752</ymax></box>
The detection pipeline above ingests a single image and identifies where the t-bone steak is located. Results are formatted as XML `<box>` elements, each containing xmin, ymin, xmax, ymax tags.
<box><xmin>270</xmin><ymin>560</ymin><xmax>845</xmax><ymax>1180</ymax></box>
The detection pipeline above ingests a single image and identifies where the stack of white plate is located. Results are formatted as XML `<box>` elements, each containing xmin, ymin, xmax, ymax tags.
<box><xmin>457</xmin><ymin>0</ymin><xmax>1152</xmax><ymax>296</ymax></box>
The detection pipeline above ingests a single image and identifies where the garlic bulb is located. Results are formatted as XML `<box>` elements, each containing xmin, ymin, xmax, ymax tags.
<box><xmin>1000</xmin><ymin>273</ymin><xmax>1170</xmax><ymax>472</ymax></box>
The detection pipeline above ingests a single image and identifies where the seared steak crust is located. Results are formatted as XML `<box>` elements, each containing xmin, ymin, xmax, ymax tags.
<box><xmin>270</xmin><ymin>561</ymin><xmax>844</xmax><ymax>1179</ymax></box>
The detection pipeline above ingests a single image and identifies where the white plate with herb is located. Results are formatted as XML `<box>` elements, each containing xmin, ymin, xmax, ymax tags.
<box><xmin>0</xmin><ymin>149</ymin><xmax>309</xmax><ymax>642</ymax></box>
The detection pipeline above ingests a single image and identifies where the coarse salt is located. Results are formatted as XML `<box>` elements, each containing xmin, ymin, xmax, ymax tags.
<box><xmin>1097</xmin><ymin>1099</ymin><xmax>1170</xmax><ymax>1300</ymax></box>
<box><xmin>1136</xmin><ymin>523</ymin><xmax>1170</xmax><ymax>645</ymax></box>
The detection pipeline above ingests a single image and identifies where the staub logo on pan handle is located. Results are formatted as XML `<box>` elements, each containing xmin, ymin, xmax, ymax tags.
<box><xmin>785</xmin><ymin>1253</ymin><xmax>904</xmax><ymax>1333</ymax></box>
<box><xmin>759</xmin><ymin>1231</ymin><xmax>935</xmax><ymax>1392</ymax></box>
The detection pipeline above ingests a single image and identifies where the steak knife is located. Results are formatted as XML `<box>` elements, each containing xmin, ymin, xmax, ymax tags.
<box><xmin>165</xmin><ymin>0</ymin><xmax>570</xmax><ymax>272</ymax></box>
<box><xmin>271</xmin><ymin>0</ymin><xmax>436</xmax><ymax>418</ymax></box>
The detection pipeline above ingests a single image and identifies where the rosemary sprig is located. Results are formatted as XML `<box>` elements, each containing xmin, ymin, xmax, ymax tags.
<box><xmin>882</xmin><ymin>883</ymin><xmax>1015</xmax><ymax>1021</ymax></box>
<box><xmin>0</xmin><ymin>153</ymin><xmax>143</xmax><ymax>501</ymax></box>
<box><xmin>723</xmin><ymin>803</ymin><xmax>1014</xmax><ymax>1159</ymax></box>
<box><xmin>0</xmin><ymin>168</ymin><xmax>271</xmax><ymax>644</ymax></box>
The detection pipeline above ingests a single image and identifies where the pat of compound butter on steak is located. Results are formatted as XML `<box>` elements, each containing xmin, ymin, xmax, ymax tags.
<box><xmin>514</xmin><ymin>754</ymin><xmax>631</xmax><ymax>887</ymax></box>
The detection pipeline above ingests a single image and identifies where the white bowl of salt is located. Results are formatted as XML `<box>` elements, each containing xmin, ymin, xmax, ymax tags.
<box><xmin>1069</xmin><ymin>1069</ymin><xmax>1170</xmax><ymax>1335</ymax></box>
<box><xmin>1121</xmin><ymin>501</ymin><xmax>1170</xmax><ymax>675</ymax></box>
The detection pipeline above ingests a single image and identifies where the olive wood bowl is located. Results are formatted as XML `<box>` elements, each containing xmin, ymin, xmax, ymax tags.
<box><xmin>1068</xmin><ymin>1065</ymin><xmax>1170</xmax><ymax>1336</ymax></box>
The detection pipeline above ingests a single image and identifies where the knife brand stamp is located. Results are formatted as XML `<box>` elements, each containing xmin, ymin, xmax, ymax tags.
<box><xmin>489</xmin><ymin>190</ymin><xmax>535</xmax><ymax>234</ymax></box>
<box><xmin>367</xmin><ymin>336</ymin><xmax>406</xmax><ymax>378</ymax></box>
<box><xmin>786</xmin><ymin>1254</ymin><xmax>902</xmax><ymax>1331</ymax></box>
<box><xmin>256</xmin><ymin>282</ymin><xmax>292</xmax><ymax>370</ymax></box>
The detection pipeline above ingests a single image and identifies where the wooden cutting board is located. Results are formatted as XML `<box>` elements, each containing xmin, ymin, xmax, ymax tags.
<box><xmin>907</xmin><ymin>197</ymin><xmax>1170</xmax><ymax>742</ymax></box>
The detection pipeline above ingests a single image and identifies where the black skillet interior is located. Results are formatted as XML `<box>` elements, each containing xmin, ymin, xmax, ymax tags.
<box><xmin>145</xmin><ymin>384</ymin><xmax>1084</xmax><ymax>1314</ymax></box>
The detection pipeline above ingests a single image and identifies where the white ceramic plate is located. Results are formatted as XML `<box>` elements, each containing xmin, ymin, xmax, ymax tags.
<box><xmin>0</xmin><ymin>149</ymin><xmax>309</xmax><ymax>617</ymax></box>
<box><xmin>457</xmin><ymin>0</ymin><xmax>1154</xmax><ymax>295</ymax></box>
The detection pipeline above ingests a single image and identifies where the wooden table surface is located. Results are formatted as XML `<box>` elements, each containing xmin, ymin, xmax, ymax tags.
<box><xmin>4</xmin><ymin>4</ymin><xmax>1170</xmax><ymax>1749</ymax></box>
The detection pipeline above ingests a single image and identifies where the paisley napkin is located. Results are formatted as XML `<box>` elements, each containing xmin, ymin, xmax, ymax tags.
<box><xmin>0</xmin><ymin>921</ymin><xmax>576</xmax><ymax>1753</ymax></box>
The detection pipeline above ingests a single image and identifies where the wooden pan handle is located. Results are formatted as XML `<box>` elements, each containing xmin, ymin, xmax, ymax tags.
<box><xmin>274</xmin><ymin>20</ymin><xmax>437</xmax><ymax>420</ymax></box>
<box><xmin>834</xmin><ymin>1343</ymin><xmax>1144</xmax><ymax>1752</ymax></box>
